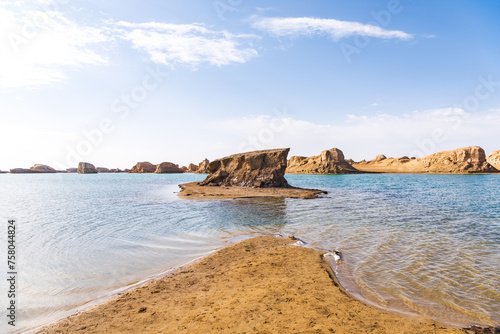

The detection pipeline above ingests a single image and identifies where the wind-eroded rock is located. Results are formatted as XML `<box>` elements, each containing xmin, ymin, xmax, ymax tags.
<box><xmin>130</xmin><ymin>162</ymin><xmax>156</xmax><ymax>173</ymax></box>
<box><xmin>354</xmin><ymin>146</ymin><xmax>498</xmax><ymax>173</ymax></box>
<box><xmin>195</xmin><ymin>159</ymin><xmax>210</xmax><ymax>174</ymax></box>
<box><xmin>10</xmin><ymin>164</ymin><xmax>57</xmax><ymax>173</ymax></box>
<box><xmin>96</xmin><ymin>167</ymin><xmax>109</xmax><ymax>173</ymax></box>
<box><xmin>200</xmin><ymin>148</ymin><xmax>290</xmax><ymax>188</ymax></box>
<box><xmin>286</xmin><ymin>148</ymin><xmax>359</xmax><ymax>174</ymax></box>
<box><xmin>78</xmin><ymin>162</ymin><xmax>98</xmax><ymax>174</ymax></box>
<box><xmin>155</xmin><ymin>162</ymin><xmax>184</xmax><ymax>174</ymax></box>
<box><xmin>487</xmin><ymin>150</ymin><xmax>500</xmax><ymax>170</ymax></box>
<box><xmin>188</xmin><ymin>163</ymin><xmax>198</xmax><ymax>172</ymax></box>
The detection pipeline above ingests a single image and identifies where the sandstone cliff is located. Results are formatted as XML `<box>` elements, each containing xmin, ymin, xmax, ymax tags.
<box><xmin>286</xmin><ymin>148</ymin><xmax>359</xmax><ymax>174</ymax></box>
<box><xmin>130</xmin><ymin>162</ymin><xmax>156</xmax><ymax>173</ymax></box>
<box><xmin>487</xmin><ymin>150</ymin><xmax>500</xmax><ymax>170</ymax></box>
<box><xmin>354</xmin><ymin>146</ymin><xmax>498</xmax><ymax>173</ymax></box>
<box><xmin>200</xmin><ymin>149</ymin><xmax>290</xmax><ymax>188</ymax></box>
<box><xmin>195</xmin><ymin>159</ymin><xmax>210</xmax><ymax>174</ymax></box>
<box><xmin>188</xmin><ymin>163</ymin><xmax>198</xmax><ymax>172</ymax></box>
<box><xmin>78</xmin><ymin>162</ymin><xmax>98</xmax><ymax>174</ymax></box>
<box><xmin>155</xmin><ymin>162</ymin><xmax>184</xmax><ymax>174</ymax></box>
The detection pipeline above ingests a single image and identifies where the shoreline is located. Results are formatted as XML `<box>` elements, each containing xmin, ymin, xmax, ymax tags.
<box><xmin>34</xmin><ymin>235</ymin><xmax>480</xmax><ymax>334</ymax></box>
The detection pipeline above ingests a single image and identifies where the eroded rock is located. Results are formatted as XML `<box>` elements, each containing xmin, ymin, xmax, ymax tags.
<box><xmin>78</xmin><ymin>162</ymin><xmax>98</xmax><ymax>174</ymax></box>
<box><xmin>286</xmin><ymin>148</ymin><xmax>359</xmax><ymax>174</ymax></box>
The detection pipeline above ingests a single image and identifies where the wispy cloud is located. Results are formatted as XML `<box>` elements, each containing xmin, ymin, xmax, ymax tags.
<box><xmin>0</xmin><ymin>7</ymin><xmax>110</xmax><ymax>89</ymax></box>
<box><xmin>252</xmin><ymin>16</ymin><xmax>413</xmax><ymax>40</ymax></box>
<box><xmin>115</xmin><ymin>21</ymin><xmax>259</xmax><ymax>68</ymax></box>
<box><xmin>224</xmin><ymin>108</ymin><xmax>500</xmax><ymax>160</ymax></box>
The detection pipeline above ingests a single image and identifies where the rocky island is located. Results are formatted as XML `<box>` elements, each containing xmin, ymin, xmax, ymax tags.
<box><xmin>178</xmin><ymin>148</ymin><xmax>326</xmax><ymax>199</ymax></box>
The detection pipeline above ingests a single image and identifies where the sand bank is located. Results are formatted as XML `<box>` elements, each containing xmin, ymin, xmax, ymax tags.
<box><xmin>178</xmin><ymin>182</ymin><xmax>327</xmax><ymax>199</ymax></box>
<box><xmin>37</xmin><ymin>236</ymin><xmax>474</xmax><ymax>334</ymax></box>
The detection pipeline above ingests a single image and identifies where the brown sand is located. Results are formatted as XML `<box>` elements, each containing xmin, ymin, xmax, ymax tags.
<box><xmin>37</xmin><ymin>236</ymin><xmax>470</xmax><ymax>334</ymax></box>
<box><xmin>178</xmin><ymin>182</ymin><xmax>327</xmax><ymax>199</ymax></box>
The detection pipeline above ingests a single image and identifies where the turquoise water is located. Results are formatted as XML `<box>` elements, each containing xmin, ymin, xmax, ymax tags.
<box><xmin>0</xmin><ymin>173</ymin><xmax>499</xmax><ymax>333</ymax></box>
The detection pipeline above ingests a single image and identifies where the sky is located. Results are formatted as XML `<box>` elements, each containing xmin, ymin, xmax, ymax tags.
<box><xmin>1</xmin><ymin>0</ymin><xmax>500</xmax><ymax>171</ymax></box>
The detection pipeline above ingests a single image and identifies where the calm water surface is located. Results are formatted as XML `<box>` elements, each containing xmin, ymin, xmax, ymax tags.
<box><xmin>0</xmin><ymin>173</ymin><xmax>499</xmax><ymax>333</ymax></box>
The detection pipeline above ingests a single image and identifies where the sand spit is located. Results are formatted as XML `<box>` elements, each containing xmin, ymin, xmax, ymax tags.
<box><xmin>178</xmin><ymin>182</ymin><xmax>326</xmax><ymax>199</ymax></box>
<box><xmin>36</xmin><ymin>236</ymin><xmax>481</xmax><ymax>334</ymax></box>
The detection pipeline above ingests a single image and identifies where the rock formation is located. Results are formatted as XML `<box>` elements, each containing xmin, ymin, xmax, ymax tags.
<box><xmin>180</xmin><ymin>166</ymin><xmax>189</xmax><ymax>173</ymax></box>
<box><xmin>30</xmin><ymin>164</ymin><xmax>57</xmax><ymax>173</ymax></box>
<box><xmin>10</xmin><ymin>164</ymin><xmax>57</xmax><ymax>173</ymax></box>
<box><xmin>195</xmin><ymin>159</ymin><xmax>210</xmax><ymax>174</ymax></box>
<box><xmin>109</xmin><ymin>168</ymin><xmax>124</xmax><ymax>173</ymax></box>
<box><xmin>286</xmin><ymin>148</ymin><xmax>360</xmax><ymax>174</ymax></box>
<box><xmin>354</xmin><ymin>146</ymin><xmax>498</xmax><ymax>173</ymax></box>
<box><xmin>199</xmin><ymin>148</ymin><xmax>290</xmax><ymax>188</ymax></box>
<box><xmin>130</xmin><ymin>162</ymin><xmax>156</xmax><ymax>173</ymax></box>
<box><xmin>155</xmin><ymin>162</ymin><xmax>184</xmax><ymax>174</ymax></box>
<box><xmin>78</xmin><ymin>162</ymin><xmax>98</xmax><ymax>174</ymax></box>
<box><xmin>10</xmin><ymin>168</ymin><xmax>31</xmax><ymax>173</ymax></box>
<box><xmin>179</xmin><ymin>148</ymin><xmax>326</xmax><ymax>199</ymax></box>
<box><xmin>96</xmin><ymin>167</ymin><xmax>109</xmax><ymax>173</ymax></box>
<box><xmin>188</xmin><ymin>163</ymin><xmax>198</xmax><ymax>172</ymax></box>
<box><xmin>487</xmin><ymin>150</ymin><xmax>500</xmax><ymax>170</ymax></box>
<box><xmin>66</xmin><ymin>168</ymin><xmax>78</xmax><ymax>173</ymax></box>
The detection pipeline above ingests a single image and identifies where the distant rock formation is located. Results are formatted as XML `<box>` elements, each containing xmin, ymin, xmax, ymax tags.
<box><xmin>195</xmin><ymin>159</ymin><xmax>210</xmax><ymax>174</ymax></box>
<box><xmin>180</xmin><ymin>166</ymin><xmax>189</xmax><ymax>173</ymax></box>
<box><xmin>109</xmin><ymin>168</ymin><xmax>124</xmax><ymax>173</ymax></box>
<box><xmin>10</xmin><ymin>164</ymin><xmax>57</xmax><ymax>173</ymax></box>
<box><xmin>286</xmin><ymin>148</ymin><xmax>360</xmax><ymax>174</ymax></box>
<box><xmin>0</xmin><ymin>170</ymin><xmax>7</xmax><ymax>174</ymax></box>
<box><xmin>66</xmin><ymin>168</ymin><xmax>78</xmax><ymax>173</ymax></box>
<box><xmin>78</xmin><ymin>162</ymin><xmax>98</xmax><ymax>174</ymax></box>
<box><xmin>200</xmin><ymin>148</ymin><xmax>290</xmax><ymax>188</ymax></box>
<box><xmin>354</xmin><ymin>146</ymin><xmax>498</xmax><ymax>173</ymax></box>
<box><xmin>188</xmin><ymin>163</ymin><xmax>198</xmax><ymax>172</ymax></box>
<box><xmin>487</xmin><ymin>150</ymin><xmax>500</xmax><ymax>170</ymax></box>
<box><xmin>96</xmin><ymin>167</ymin><xmax>109</xmax><ymax>173</ymax></box>
<box><xmin>130</xmin><ymin>162</ymin><xmax>156</xmax><ymax>173</ymax></box>
<box><xmin>155</xmin><ymin>162</ymin><xmax>184</xmax><ymax>174</ymax></box>
<box><xmin>10</xmin><ymin>168</ymin><xmax>31</xmax><ymax>173</ymax></box>
<box><xmin>31</xmin><ymin>164</ymin><xmax>57</xmax><ymax>173</ymax></box>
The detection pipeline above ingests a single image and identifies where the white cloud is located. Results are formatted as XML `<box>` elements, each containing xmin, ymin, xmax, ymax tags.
<box><xmin>0</xmin><ymin>7</ymin><xmax>110</xmax><ymax>89</ymax></box>
<box><xmin>223</xmin><ymin>108</ymin><xmax>500</xmax><ymax>160</ymax></box>
<box><xmin>252</xmin><ymin>16</ymin><xmax>413</xmax><ymax>40</ymax></box>
<box><xmin>115</xmin><ymin>21</ymin><xmax>259</xmax><ymax>68</ymax></box>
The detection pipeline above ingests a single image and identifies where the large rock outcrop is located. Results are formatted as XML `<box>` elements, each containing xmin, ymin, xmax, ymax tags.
<box><xmin>129</xmin><ymin>162</ymin><xmax>156</xmax><ymax>173</ymax></box>
<box><xmin>286</xmin><ymin>148</ymin><xmax>359</xmax><ymax>174</ymax></box>
<box><xmin>96</xmin><ymin>167</ymin><xmax>109</xmax><ymax>173</ymax></box>
<box><xmin>200</xmin><ymin>149</ymin><xmax>290</xmax><ymax>188</ymax></box>
<box><xmin>195</xmin><ymin>159</ymin><xmax>210</xmax><ymax>174</ymax></box>
<box><xmin>354</xmin><ymin>146</ymin><xmax>498</xmax><ymax>173</ymax></box>
<box><xmin>155</xmin><ymin>162</ymin><xmax>184</xmax><ymax>174</ymax></box>
<box><xmin>188</xmin><ymin>163</ymin><xmax>199</xmax><ymax>173</ymax></box>
<box><xmin>78</xmin><ymin>162</ymin><xmax>98</xmax><ymax>174</ymax></box>
<box><xmin>487</xmin><ymin>150</ymin><xmax>500</xmax><ymax>170</ymax></box>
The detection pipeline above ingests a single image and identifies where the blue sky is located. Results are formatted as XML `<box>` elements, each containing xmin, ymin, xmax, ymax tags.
<box><xmin>1</xmin><ymin>0</ymin><xmax>500</xmax><ymax>170</ymax></box>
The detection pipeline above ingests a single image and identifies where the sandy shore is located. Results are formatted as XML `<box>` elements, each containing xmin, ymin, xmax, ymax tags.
<box><xmin>178</xmin><ymin>182</ymin><xmax>327</xmax><ymax>199</ymax></box>
<box><xmin>37</xmin><ymin>236</ymin><xmax>473</xmax><ymax>334</ymax></box>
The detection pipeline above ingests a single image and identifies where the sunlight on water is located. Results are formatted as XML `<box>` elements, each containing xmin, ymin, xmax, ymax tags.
<box><xmin>0</xmin><ymin>173</ymin><xmax>499</xmax><ymax>332</ymax></box>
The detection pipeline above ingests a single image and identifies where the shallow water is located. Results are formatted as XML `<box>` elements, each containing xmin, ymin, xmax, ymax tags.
<box><xmin>0</xmin><ymin>173</ymin><xmax>499</xmax><ymax>333</ymax></box>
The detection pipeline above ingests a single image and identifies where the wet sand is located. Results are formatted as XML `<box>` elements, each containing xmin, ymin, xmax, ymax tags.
<box><xmin>178</xmin><ymin>182</ymin><xmax>327</xmax><ymax>199</ymax></box>
<box><xmin>37</xmin><ymin>236</ymin><xmax>471</xmax><ymax>334</ymax></box>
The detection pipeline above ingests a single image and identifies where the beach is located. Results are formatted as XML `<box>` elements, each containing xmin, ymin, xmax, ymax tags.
<box><xmin>36</xmin><ymin>235</ymin><xmax>468</xmax><ymax>334</ymax></box>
